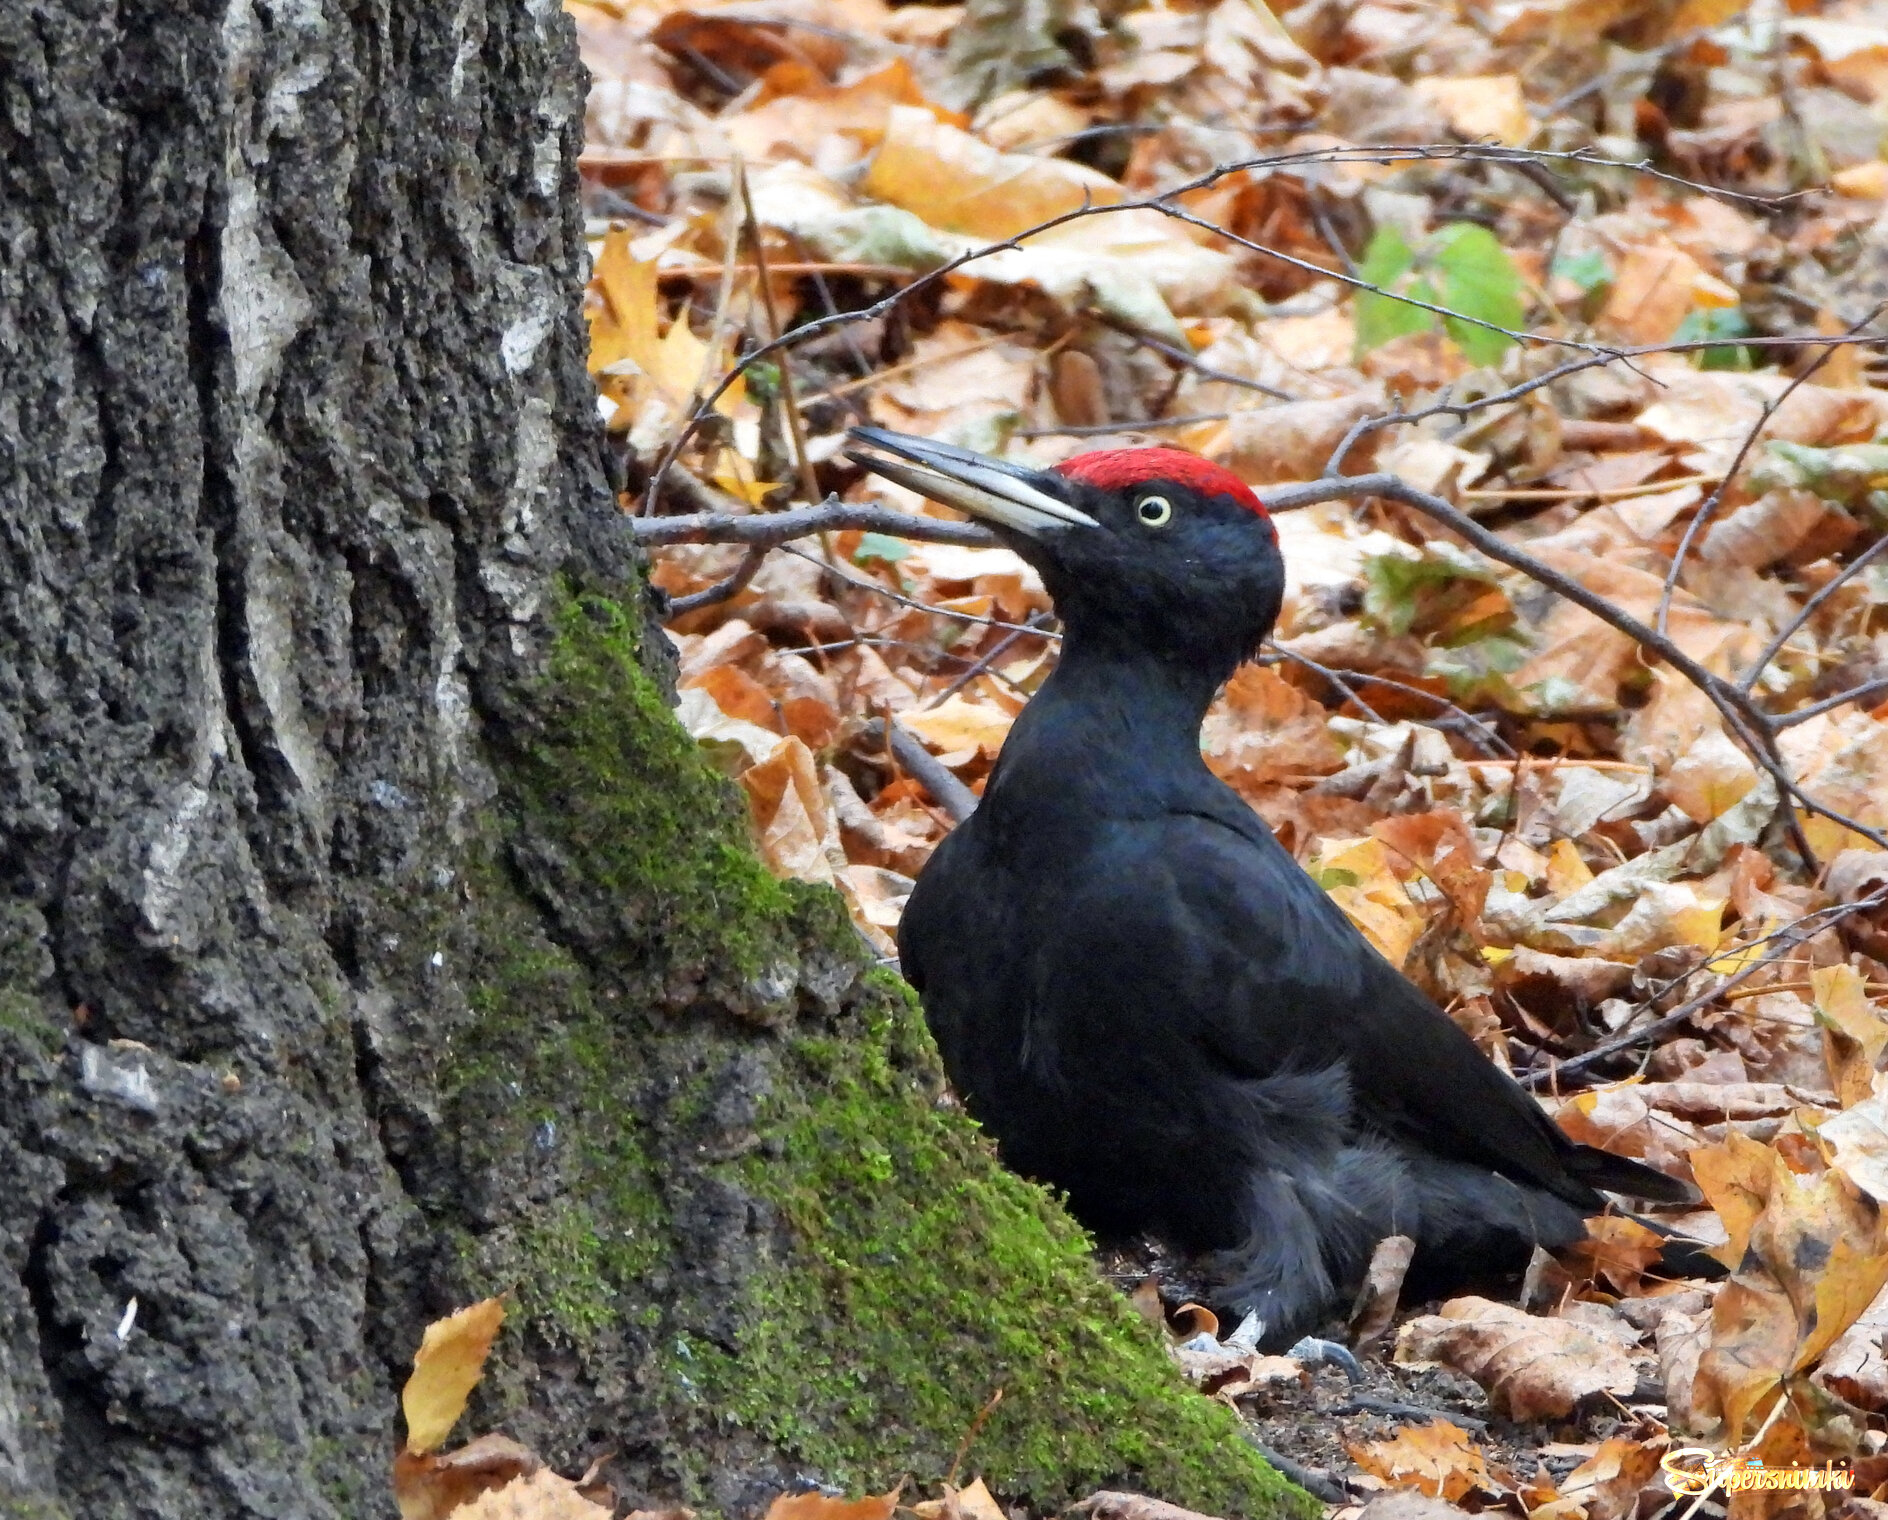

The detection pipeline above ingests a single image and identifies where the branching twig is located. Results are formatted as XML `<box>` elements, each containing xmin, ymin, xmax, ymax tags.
<box><xmin>668</xmin><ymin>546</ymin><xmax>767</xmax><ymax>615</ymax></box>
<box><xmin>1097</xmin><ymin>314</ymin><xmax>1295</xmax><ymax>400</ymax></box>
<box><xmin>1655</xmin><ymin>305</ymin><xmax>1885</xmax><ymax>635</ymax></box>
<box><xmin>1738</xmin><ymin>531</ymin><xmax>1888</xmax><ymax>695</ymax></box>
<box><xmin>630</xmin><ymin>497</ymin><xmax>998</xmax><ymax>549</ymax></box>
<box><xmin>1770</xmin><ymin>678</ymin><xmax>1888</xmax><ymax>729</ymax></box>
<box><xmin>1017</xmin><ymin>412</ymin><xmax>1234</xmax><ymax>438</ymax></box>
<box><xmin>1522</xmin><ymin>887</ymin><xmax>1888</xmax><ymax>1089</ymax></box>
<box><xmin>628</xmin><ymin>478</ymin><xmax>1888</xmax><ymax>859</ymax></box>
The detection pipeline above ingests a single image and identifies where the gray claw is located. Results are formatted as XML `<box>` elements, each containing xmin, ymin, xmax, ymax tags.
<box><xmin>1287</xmin><ymin>1335</ymin><xmax>1365</xmax><ymax>1383</ymax></box>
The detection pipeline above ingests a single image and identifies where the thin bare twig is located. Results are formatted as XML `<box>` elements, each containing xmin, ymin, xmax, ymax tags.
<box><xmin>736</xmin><ymin>159</ymin><xmax>821</xmax><ymax>509</ymax></box>
<box><xmin>629</xmin><ymin>497</ymin><xmax>998</xmax><ymax>549</ymax></box>
<box><xmin>1265</xmin><ymin>649</ymin><xmax>1516</xmax><ymax>758</ymax></box>
<box><xmin>779</xmin><ymin>543</ymin><xmax>1050</xmax><ymax>638</ymax></box>
<box><xmin>1739</xmin><ymin>532</ymin><xmax>1888</xmax><ymax>694</ymax></box>
<box><xmin>1770</xmin><ymin>678</ymin><xmax>1888</xmax><ymax>729</ymax></box>
<box><xmin>1262</xmin><ymin>645</ymin><xmax>1390</xmax><ymax>728</ymax></box>
<box><xmin>639</xmin><ymin>136</ymin><xmax>1888</xmax><ymax>519</ymax></box>
<box><xmin>1017</xmin><ymin>412</ymin><xmax>1234</xmax><ymax>438</ymax></box>
<box><xmin>925</xmin><ymin>612</ymin><xmax>1055</xmax><ymax>708</ymax></box>
<box><xmin>1097</xmin><ymin>315</ymin><xmax>1295</xmax><ymax>400</ymax></box>
<box><xmin>1521</xmin><ymin>887</ymin><xmax>1888</xmax><ymax>1089</ymax></box>
<box><xmin>668</xmin><ymin>546</ymin><xmax>767</xmax><ymax>615</ymax></box>
<box><xmin>1654</xmin><ymin>305</ymin><xmax>1885</xmax><ymax>634</ymax></box>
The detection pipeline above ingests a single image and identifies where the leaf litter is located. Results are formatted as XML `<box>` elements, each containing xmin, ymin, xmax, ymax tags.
<box><xmin>564</xmin><ymin>0</ymin><xmax>1888</xmax><ymax>1510</ymax></box>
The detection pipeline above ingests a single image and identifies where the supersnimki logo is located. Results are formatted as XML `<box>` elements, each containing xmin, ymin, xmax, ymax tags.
<box><xmin>1661</xmin><ymin>1448</ymin><xmax>1855</xmax><ymax>1497</ymax></box>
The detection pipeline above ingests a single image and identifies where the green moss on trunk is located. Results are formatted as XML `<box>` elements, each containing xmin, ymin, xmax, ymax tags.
<box><xmin>438</xmin><ymin>590</ymin><xmax>1311</xmax><ymax>1517</ymax></box>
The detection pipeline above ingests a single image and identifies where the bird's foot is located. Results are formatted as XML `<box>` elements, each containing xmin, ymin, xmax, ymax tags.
<box><xmin>1286</xmin><ymin>1335</ymin><xmax>1365</xmax><ymax>1383</ymax></box>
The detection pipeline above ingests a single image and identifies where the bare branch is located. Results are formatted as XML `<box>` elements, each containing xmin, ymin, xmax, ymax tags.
<box><xmin>1522</xmin><ymin>887</ymin><xmax>1888</xmax><ymax>1090</ymax></box>
<box><xmin>668</xmin><ymin>546</ymin><xmax>766</xmax><ymax>615</ymax></box>
<box><xmin>863</xmin><ymin>718</ymin><xmax>980</xmax><ymax>823</ymax></box>
<box><xmin>628</xmin><ymin>497</ymin><xmax>998</xmax><ymax>549</ymax></box>
<box><xmin>1654</xmin><ymin>305</ymin><xmax>1886</xmax><ymax>635</ymax></box>
<box><xmin>1769</xmin><ymin>678</ymin><xmax>1888</xmax><ymax>730</ymax></box>
<box><xmin>1739</xmin><ymin>532</ymin><xmax>1888</xmax><ymax>695</ymax></box>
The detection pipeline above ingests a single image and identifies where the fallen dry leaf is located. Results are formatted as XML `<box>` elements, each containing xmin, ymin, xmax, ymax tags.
<box><xmin>453</xmin><ymin>1468</ymin><xmax>611</xmax><ymax>1519</ymax></box>
<box><xmin>395</xmin><ymin>1435</ymin><xmax>541</xmax><ymax>1520</ymax></box>
<box><xmin>1394</xmin><ymin>1298</ymin><xmax>1641</xmax><ymax>1420</ymax></box>
<box><xmin>402</xmin><ymin>1298</ymin><xmax>507</xmax><ymax>1456</ymax></box>
<box><xmin>1691</xmin><ymin>1150</ymin><xmax>1888</xmax><ymax>1442</ymax></box>
<box><xmin>1348</xmin><ymin>1420</ymin><xmax>1507</xmax><ymax>1502</ymax></box>
<box><xmin>762</xmin><ymin>1491</ymin><xmax>901</xmax><ymax>1520</ymax></box>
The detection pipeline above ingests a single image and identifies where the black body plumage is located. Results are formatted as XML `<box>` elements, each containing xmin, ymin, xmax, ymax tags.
<box><xmin>850</xmin><ymin>426</ymin><xmax>1693</xmax><ymax>1346</ymax></box>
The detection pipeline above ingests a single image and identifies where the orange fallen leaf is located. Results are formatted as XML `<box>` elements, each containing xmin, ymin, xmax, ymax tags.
<box><xmin>1348</xmin><ymin>1420</ymin><xmax>1506</xmax><ymax>1502</ymax></box>
<box><xmin>762</xmin><ymin>1490</ymin><xmax>901</xmax><ymax>1520</ymax></box>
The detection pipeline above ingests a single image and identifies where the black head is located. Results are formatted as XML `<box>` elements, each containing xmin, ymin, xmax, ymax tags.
<box><xmin>847</xmin><ymin>426</ymin><xmax>1285</xmax><ymax>679</ymax></box>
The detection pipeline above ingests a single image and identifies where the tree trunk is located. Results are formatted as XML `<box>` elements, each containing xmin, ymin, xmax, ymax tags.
<box><xmin>0</xmin><ymin>4</ymin><xmax>1308</xmax><ymax>1517</ymax></box>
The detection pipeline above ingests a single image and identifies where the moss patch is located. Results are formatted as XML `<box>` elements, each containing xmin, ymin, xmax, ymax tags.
<box><xmin>698</xmin><ymin>985</ymin><xmax>1312</xmax><ymax>1518</ymax></box>
<box><xmin>454</xmin><ymin>586</ymin><xmax>1309</xmax><ymax>1518</ymax></box>
<box><xmin>503</xmin><ymin>592</ymin><xmax>844</xmax><ymax>997</ymax></box>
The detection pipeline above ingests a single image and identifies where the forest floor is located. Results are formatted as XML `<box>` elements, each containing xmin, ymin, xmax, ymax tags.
<box><xmin>562</xmin><ymin>0</ymin><xmax>1888</xmax><ymax>1516</ymax></box>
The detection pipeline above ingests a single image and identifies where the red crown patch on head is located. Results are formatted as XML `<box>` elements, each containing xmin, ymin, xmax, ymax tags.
<box><xmin>1053</xmin><ymin>447</ymin><xmax>1268</xmax><ymax>518</ymax></box>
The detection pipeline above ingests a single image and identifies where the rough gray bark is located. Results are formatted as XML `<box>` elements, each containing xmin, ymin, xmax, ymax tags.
<box><xmin>0</xmin><ymin>0</ymin><xmax>620</xmax><ymax>1510</ymax></box>
<box><xmin>0</xmin><ymin>4</ymin><xmax>1304</xmax><ymax>1518</ymax></box>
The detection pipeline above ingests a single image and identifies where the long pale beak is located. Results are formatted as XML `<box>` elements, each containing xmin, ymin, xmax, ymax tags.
<box><xmin>846</xmin><ymin>426</ymin><xmax>1100</xmax><ymax>539</ymax></box>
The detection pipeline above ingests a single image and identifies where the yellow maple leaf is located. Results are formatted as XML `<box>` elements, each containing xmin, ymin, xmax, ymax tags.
<box><xmin>586</xmin><ymin>229</ymin><xmax>745</xmax><ymax>417</ymax></box>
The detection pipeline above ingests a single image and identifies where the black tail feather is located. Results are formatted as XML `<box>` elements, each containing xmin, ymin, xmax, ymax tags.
<box><xmin>1567</xmin><ymin>1143</ymin><xmax>1701</xmax><ymax>1206</ymax></box>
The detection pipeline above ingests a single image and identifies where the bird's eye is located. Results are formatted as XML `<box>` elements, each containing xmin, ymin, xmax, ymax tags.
<box><xmin>1136</xmin><ymin>494</ymin><xmax>1173</xmax><ymax>527</ymax></box>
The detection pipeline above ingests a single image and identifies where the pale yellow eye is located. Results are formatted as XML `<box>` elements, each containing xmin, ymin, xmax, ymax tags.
<box><xmin>1137</xmin><ymin>494</ymin><xmax>1173</xmax><ymax>527</ymax></box>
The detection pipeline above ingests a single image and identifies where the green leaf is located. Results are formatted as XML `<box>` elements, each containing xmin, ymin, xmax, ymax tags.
<box><xmin>1750</xmin><ymin>440</ymin><xmax>1888</xmax><ymax>506</ymax></box>
<box><xmin>853</xmin><ymin>532</ymin><xmax>912</xmax><ymax>566</ymax></box>
<box><xmin>744</xmin><ymin>361</ymin><xmax>782</xmax><ymax>402</ymax></box>
<box><xmin>1354</xmin><ymin>227</ymin><xmax>1435</xmax><ymax>356</ymax></box>
<box><xmin>1431</xmin><ymin>224</ymin><xmax>1523</xmax><ymax>366</ymax></box>
<box><xmin>1362</xmin><ymin>546</ymin><xmax>1505</xmax><ymax>640</ymax></box>
<box><xmin>1550</xmin><ymin>249</ymin><xmax>1611</xmax><ymax>294</ymax></box>
<box><xmin>1426</xmin><ymin>632</ymin><xmax>1531</xmax><ymax>709</ymax></box>
<box><xmin>1674</xmin><ymin>306</ymin><xmax>1752</xmax><ymax>371</ymax></box>
<box><xmin>1311</xmin><ymin>866</ymin><xmax>1361</xmax><ymax>890</ymax></box>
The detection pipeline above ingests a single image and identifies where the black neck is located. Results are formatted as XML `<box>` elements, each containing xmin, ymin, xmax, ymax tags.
<box><xmin>983</xmin><ymin>627</ymin><xmax>1230</xmax><ymax>814</ymax></box>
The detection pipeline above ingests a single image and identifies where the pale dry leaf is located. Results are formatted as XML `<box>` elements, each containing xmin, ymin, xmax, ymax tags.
<box><xmin>898</xmin><ymin>695</ymin><xmax>1015</xmax><ymax>759</ymax></box>
<box><xmin>455</xmin><ymin>1468</ymin><xmax>611</xmax><ymax>1519</ymax></box>
<box><xmin>1072</xmin><ymin>1495</ymin><xmax>1238</xmax><ymax>1520</ymax></box>
<box><xmin>1217</xmin><ymin>392</ymin><xmax>1385</xmax><ymax>485</ymax></box>
<box><xmin>1540</xmin><ymin>1435</ymin><xmax>1666</xmax><ymax>1520</ymax></box>
<box><xmin>1698</xmin><ymin>489</ymin><xmax>1831</xmax><ymax>570</ymax></box>
<box><xmin>741</xmin><ymin>737</ymin><xmax>848</xmax><ymax>887</ymax></box>
<box><xmin>1411</xmin><ymin>74</ymin><xmax>1531</xmax><ymax>145</ymax></box>
<box><xmin>1394</xmin><ymin>1297</ymin><xmax>1640</xmax><ymax>1420</ymax></box>
<box><xmin>1820</xmin><ymin>1090</ymin><xmax>1888</xmax><ymax>1203</ymax></box>
<box><xmin>1664</xmin><ymin>730</ymin><xmax>1759</xmax><ymax>825</ymax></box>
<box><xmin>1350</xmin><ymin>1234</ymin><xmax>1416</xmax><ymax>1348</ymax></box>
<box><xmin>1813</xmin><ymin>1276</ymin><xmax>1888</xmax><ymax>1412</ymax></box>
<box><xmin>394</xmin><ymin>1435</ymin><xmax>541</xmax><ymax>1520</ymax></box>
<box><xmin>402</xmin><ymin>1298</ymin><xmax>507</xmax><ymax>1456</ymax></box>
<box><xmin>676</xmin><ymin>686</ymin><xmax>786</xmax><ymax>774</ymax></box>
<box><xmin>912</xmin><ymin>1480</ymin><xmax>1005</xmax><ymax>1520</ymax></box>
<box><xmin>1692</xmin><ymin>1153</ymin><xmax>1888</xmax><ymax>1442</ymax></box>
<box><xmin>1812</xmin><ymin>964</ymin><xmax>1888</xmax><ymax>1109</ymax></box>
